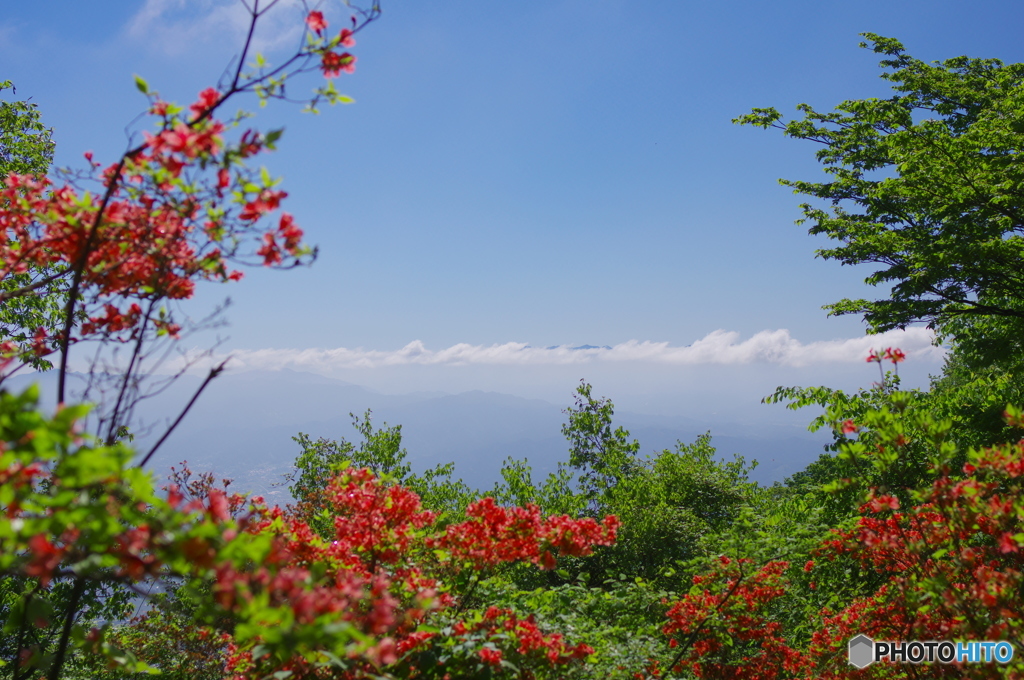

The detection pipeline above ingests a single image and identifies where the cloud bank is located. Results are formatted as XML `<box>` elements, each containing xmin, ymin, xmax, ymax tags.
<box><xmin>125</xmin><ymin>0</ymin><xmax>303</xmax><ymax>57</ymax></box>
<box><xmin>214</xmin><ymin>327</ymin><xmax>943</xmax><ymax>373</ymax></box>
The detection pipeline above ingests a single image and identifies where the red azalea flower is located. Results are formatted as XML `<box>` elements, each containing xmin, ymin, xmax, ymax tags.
<box><xmin>478</xmin><ymin>648</ymin><xmax>503</xmax><ymax>666</ymax></box>
<box><xmin>884</xmin><ymin>347</ymin><xmax>906</xmax><ymax>363</ymax></box>
<box><xmin>277</xmin><ymin>213</ymin><xmax>303</xmax><ymax>252</ymax></box>
<box><xmin>306</xmin><ymin>10</ymin><xmax>327</xmax><ymax>34</ymax></box>
<box><xmin>321</xmin><ymin>51</ymin><xmax>356</xmax><ymax>78</ymax></box>
<box><xmin>26</xmin><ymin>534</ymin><xmax>64</xmax><ymax>586</ymax></box>
<box><xmin>189</xmin><ymin>87</ymin><xmax>220</xmax><ymax>119</ymax></box>
<box><xmin>30</xmin><ymin>327</ymin><xmax>51</xmax><ymax>357</ymax></box>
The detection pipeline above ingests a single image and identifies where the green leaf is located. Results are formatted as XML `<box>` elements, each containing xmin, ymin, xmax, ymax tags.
<box><xmin>265</xmin><ymin>128</ymin><xmax>284</xmax><ymax>148</ymax></box>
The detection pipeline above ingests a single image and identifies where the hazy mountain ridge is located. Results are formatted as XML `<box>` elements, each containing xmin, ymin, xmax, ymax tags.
<box><xmin>5</xmin><ymin>369</ymin><xmax>830</xmax><ymax>504</ymax></box>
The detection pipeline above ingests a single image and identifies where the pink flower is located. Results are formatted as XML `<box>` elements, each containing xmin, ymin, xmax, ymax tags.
<box><xmin>207</xmin><ymin>489</ymin><xmax>231</xmax><ymax>522</ymax></box>
<box><xmin>189</xmin><ymin>87</ymin><xmax>220</xmax><ymax>118</ymax></box>
<box><xmin>478</xmin><ymin>647</ymin><xmax>503</xmax><ymax>666</ymax></box>
<box><xmin>26</xmin><ymin>535</ymin><xmax>64</xmax><ymax>586</ymax></box>
<box><xmin>339</xmin><ymin>28</ymin><xmax>356</xmax><ymax>47</ymax></box>
<box><xmin>884</xmin><ymin>347</ymin><xmax>906</xmax><ymax>364</ymax></box>
<box><xmin>30</xmin><ymin>327</ymin><xmax>51</xmax><ymax>357</ymax></box>
<box><xmin>841</xmin><ymin>419</ymin><xmax>858</xmax><ymax>434</ymax></box>
<box><xmin>277</xmin><ymin>213</ymin><xmax>303</xmax><ymax>253</ymax></box>
<box><xmin>306</xmin><ymin>10</ymin><xmax>327</xmax><ymax>34</ymax></box>
<box><xmin>321</xmin><ymin>51</ymin><xmax>357</xmax><ymax>78</ymax></box>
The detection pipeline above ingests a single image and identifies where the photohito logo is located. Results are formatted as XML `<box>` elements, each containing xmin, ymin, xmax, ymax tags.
<box><xmin>848</xmin><ymin>635</ymin><xmax>1015</xmax><ymax>668</ymax></box>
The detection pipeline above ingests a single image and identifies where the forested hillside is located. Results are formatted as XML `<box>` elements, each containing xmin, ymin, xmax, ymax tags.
<box><xmin>2</xmin><ymin>4</ymin><xmax>1024</xmax><ymax>679</ymax></box>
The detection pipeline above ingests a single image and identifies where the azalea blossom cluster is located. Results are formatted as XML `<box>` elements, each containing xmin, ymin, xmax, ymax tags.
<box><xmin>812</xmin><ymin>435</ymin><xmax>1024</xmax><ymax>651</ymax></box>
<box><xmin>390</xmin><ymin>606</ymin><xmax>596</xmax><ymax>679</ymax></box>
<box><xmin>454</xmin><ymin>606</ymin><xmax>594</xmax><ymax>666</ymax></box>
<box><xmin>0</xmin><ymin>85</ymin><xmax>305</xmax><ymax>364</ymax></box>
<box><xmin>865</xmin><ymin>346</ymin><xmax>906</xmax><ymax>390</ymax></box>
<box><xmin>428</xmin><ymin>495</ymin><xmax>620</xmax><ymax>571</ymax></box>
<box><xmin>663</xmin><ymin>557</ymin><xmax>812</xmax><ymax>680</ymax></box>
<box><xmin>262</xmin><ymin>467</ymin><xmax>616</xmax><ymax>678</ymax></box>
<box><xmin>661</xmin><ymin>407</ymin><xmax>1024</xmax><ymax>679</ymax></box>
<box><xmin>1</xmin><ymin>387</ymin><xmax>614</xmax><ymax>679</ymax></box>
<box><xmin>0</xmin><ymin>2</ymin><xmax>373</xmax><ymax>379</ymax></box>
<box><xmin>866</xmin><ymin>347</ymin><xmax>906</xmax><ymax>364</ymax></box>
<box><xmin>306</xmin><ymin>10</ymin><xmax>359</xmax><ymax>77</ymax></box>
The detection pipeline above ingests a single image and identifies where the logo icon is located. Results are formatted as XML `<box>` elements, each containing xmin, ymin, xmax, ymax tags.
<box><xmin>848</xmin><ymin>634</ymin><xmax>875</xmax><ymax>669</ymax></box>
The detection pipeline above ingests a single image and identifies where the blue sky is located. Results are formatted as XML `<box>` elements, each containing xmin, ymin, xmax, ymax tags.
<box><xmin>2</xmin><ymin>0</ymin><xmax>1017</xmax><ymax>417</ymax></box>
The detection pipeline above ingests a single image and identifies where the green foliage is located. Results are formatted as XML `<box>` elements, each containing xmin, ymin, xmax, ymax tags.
<box><xmin>0</xmin><ymin>386</ymin><xmax>165</xmax><ymax>677</ymax></box>
<box><xmin>0</xmin><ymin>575</ymin><xmax>133</xmax><ymax>680</ymax></box>
<box><xmin>587</xmin><ymin>433</ymin><xmax>759</xmax><ymax>585</ymax></box>
<box><xmin>767</xmin><ymin>359</ymin><xmax>1024</xmax><ymax>529</ymax></box>
<box><xmin>561</xmin><ymin>380</ymin><xmax>641</xmax><ymax>511</ymax></box>
<box><xmin>925</xmin><ymin>350</ymin><xmax>1024</xmax><ymax>449</ymax></box>
<box><xmin>560</xmin><ymin>383</ymin><xmax>761</xmax><ymax>585</ymax></box>
<box><xmin>765</xmin><ymin>375</ymin><xmax>938</xmax><ymax>519</ymax></box>
<box><xmin>73</xmin><ymin>595</ymin><xmax>226</xmax><ymax>680</ymax></box>
<box><xmin>736</xmin><ymin>34</ymin><xmax>1024</xmax><ymax>369</ymax></box>
<box><xmin>476</xmin><ymin>576</ymin><xmax>674</xmax><ymax>680</ymax></box>
<box><xmin>487</xmin><ymin>456</ymin><xmax>584</xmax><ymax>518</ymax></box>
<box><xmin>0</xmin><ymin>81</ymin><xmax>53</xmax><ymax>178</ymax></box>
<box><xmin>17</xmin><ymin>26</ymin><xmax>1024</xmax><ymax>678</ymax></box>
<box><xmin>290</xmin><ymin>410</ymin><xmax>476</xmax><ymax>535</ymax></box>
<box><xmin>485</xmin><ymin>383</ymin><xmax>763</xmax><ymax>592</ymax></box>
<box><xmin>289</xmin><ymin>409</ymin><xmax>408</xmax><ymax>508</ymax></box>
<box><xmin>0</xmin><ymin>80</ymin><xmax>64</xmax><ymax>371</ymax></box>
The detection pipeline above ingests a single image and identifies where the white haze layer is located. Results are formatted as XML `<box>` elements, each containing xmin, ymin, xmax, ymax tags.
<box><xmin>213</xmin><ymin>327</ymin><xmax>942</xmax><ymax>372</ymax></box>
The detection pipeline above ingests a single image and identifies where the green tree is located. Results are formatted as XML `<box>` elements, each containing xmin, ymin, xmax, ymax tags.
<box><xmin>736</xmin><ymin>34</ymin><xmax>1024</xmax><ymax>368</ymax></box>
<box><xmin>0</xmin><ymin>85</ymin><xmax>128</xmax><ymax>680</ymax></box>
<box><xmin>0</xmin><ymin>81</ymin><xmax>53</xmax><ymax>178</ymax></box>
<box><xmin>561</xmin><ymin>380</ymin><xmax>641</xmax><ymax>512</ymax></box>
<box><xmin>290</xmin><ymin>410</ymin><xmax>476</xmax><ymax>536</ymax></box>
<box><xmin>542</xmin><ymin>383</ymin><xmax>761</xmax><ymax>586</ymax></box>
<box><xmin>592</xmin><ymin>433</ymin><xmax>759</xmax><ymax>584</ymax></box>
<box><xmin>0</xmin><ymin>81</ymin><xmax>64</xmax><ymax>371</ymax></box>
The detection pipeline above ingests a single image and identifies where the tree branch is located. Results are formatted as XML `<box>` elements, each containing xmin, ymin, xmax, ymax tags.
<box><xmin>137</xmin><ymin>360</ymin><xmax>227</xmax><ymax>469</ymax></box>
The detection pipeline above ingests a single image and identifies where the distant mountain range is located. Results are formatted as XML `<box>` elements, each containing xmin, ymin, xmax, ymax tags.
<box><xmin>6</xmin><ymin>369</ymin><xmax>831</xmax><ymax>505</ymax></box>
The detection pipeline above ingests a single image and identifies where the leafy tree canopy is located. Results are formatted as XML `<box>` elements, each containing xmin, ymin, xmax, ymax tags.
<box><xmin>0</xmin><ymin>80</ymin><xmax>54</xmax><ymax>179</ymax></box>
<box><xmin>0</xmin><ymin>81</ymin><xmax>62</xmax><ymax>370</ymax></box>
<box><xmin>736</xmin><ymin>34</ymin><xmax>1024</xmax><ymax>367</ymax></box>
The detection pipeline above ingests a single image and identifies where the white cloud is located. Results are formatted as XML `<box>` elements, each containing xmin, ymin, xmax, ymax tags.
<box><xmin>205</xmin><ymin>327</ymin><xmax>943</xmax><ymax>373</ymax></box>
<box><xmin>124</xmin><ymin>0</ymin><xmax>304</xmax><ymax>57</ymax></box>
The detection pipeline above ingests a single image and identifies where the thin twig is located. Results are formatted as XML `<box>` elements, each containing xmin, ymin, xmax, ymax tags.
<box><xmin>137</xmin><ymin>360</ymin><xmax>227</xmax><ymax>469</ymax></box>
<box><xmin>105</xmin><ymin>300</ymin><xmax>156</xmax><ymax>445</ymax></box>
<box><xmin>56</xmin><ymin>154</ymin><xmax>131</xmax><ymax>405</ymax></box>
<box><xmin>46</xmin><ymin>577</ymin><xmax>86</xmax><ymax>680</ymax></box>
<box><xmin>0</xmin><ymin>268</ymin><xmax>67</xmax><ymax>301</ymax></box>
<box><xmin>11</xmin><ymin>583</ymin><xmax>42</xmax><ymax>680</ymax></box>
